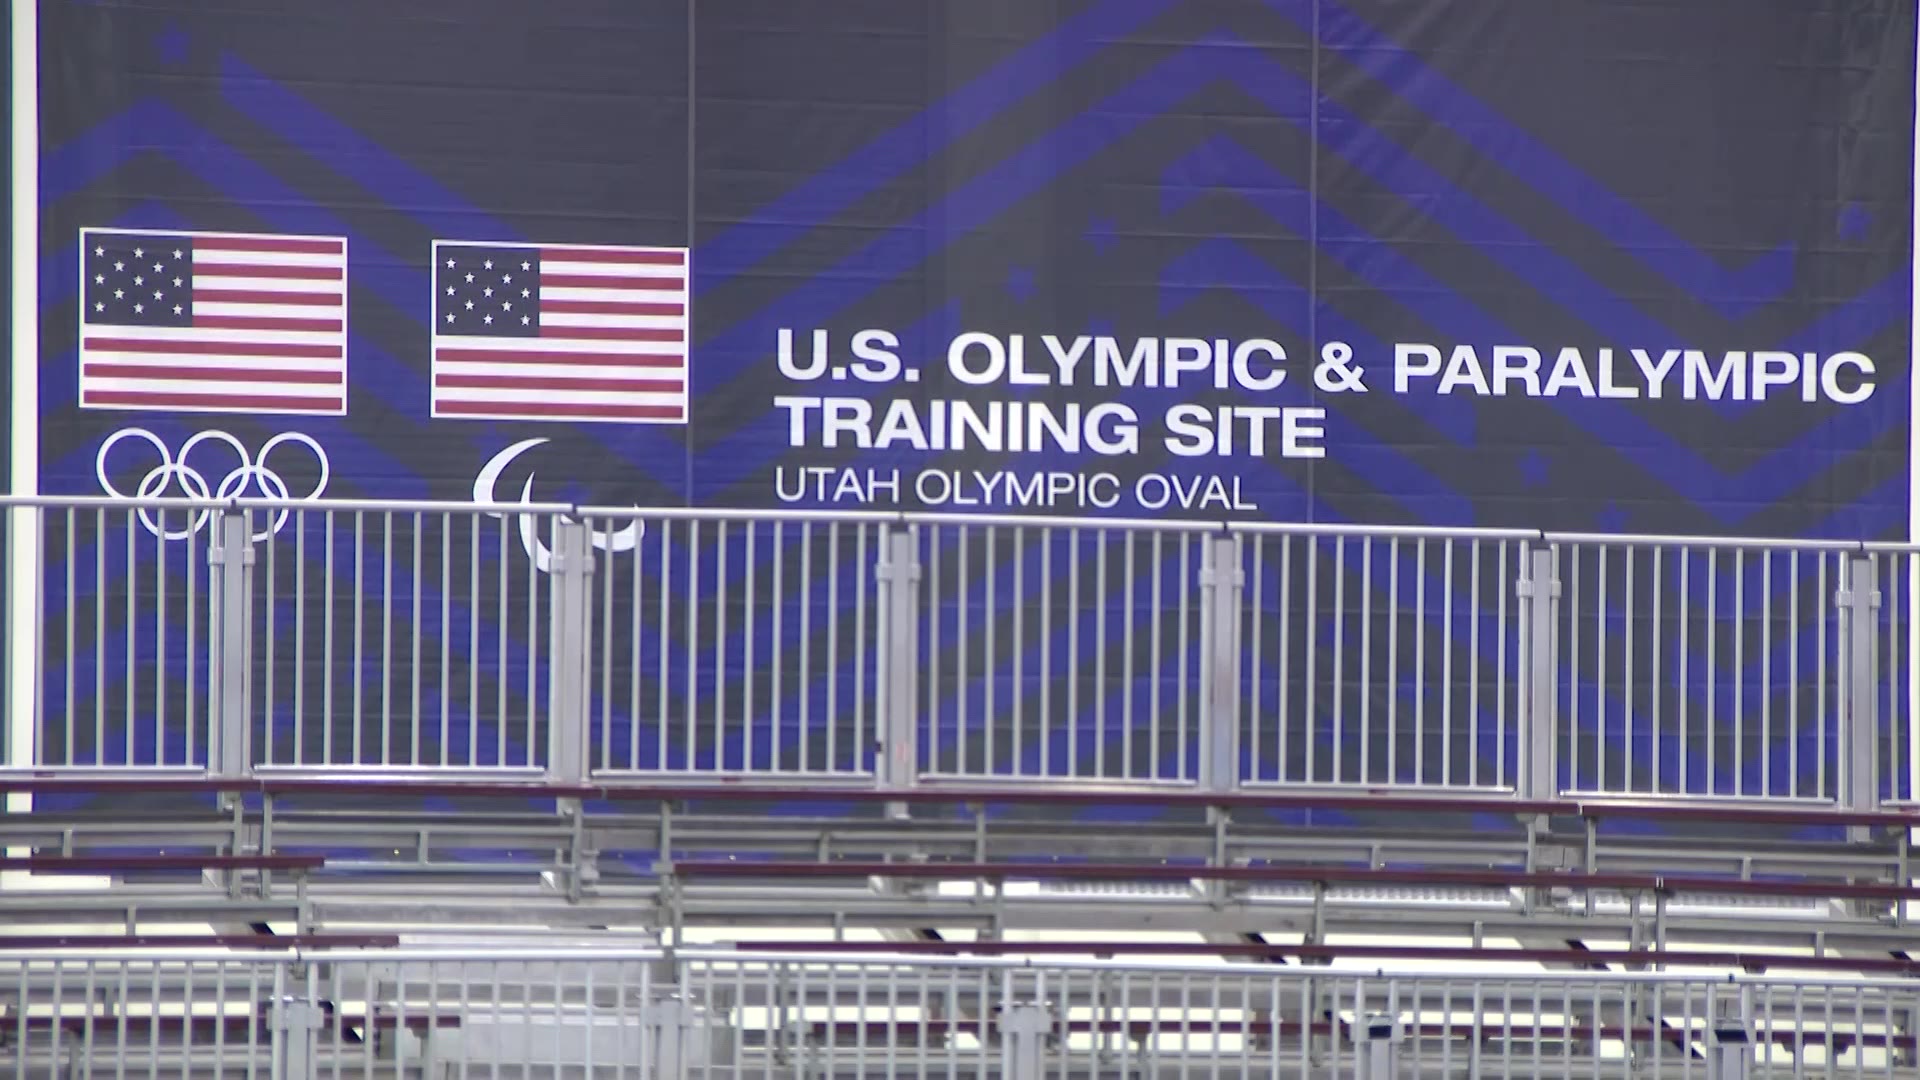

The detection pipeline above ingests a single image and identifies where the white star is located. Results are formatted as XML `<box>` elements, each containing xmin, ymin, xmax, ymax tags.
<box><xmin>94</xmin><ymin>274</ymin><xmax>105</xmax><ymax>284</ymax></box>
<box><xmin>172</xmin><ymin>249</ymin><xmax>183</xmax><ymax>259</ymax></box>
<box><xmin>173</xmin><ymin>305</ymin><xmax>183</xmax><ymax>315</ymax></box>
<box><xmin>483</xmin><ymin>286</ymin><xmax>493</xmax><ymax>297</ymax></box>
<box><xmin>114</xmin><ymin>289</ymin><xmax>124</xmax><ymax>299</ymax></box>
<box><xmin>134</xmin><ymin>275</ymin><xmax>144</xmax><ymax>285</ymax></box>
<box><xmin>521</xmin><ymin>288</ymin><xmax>529</xmax><ymax>298</ymax></box>
<box><xmin>521</xmin><ymin>260</ymin><xmax>530</xmax><ymax>271</ymax></box>
<box><xmin>483</xmin><ymin>259</ymin><xmax>493</xmax><ymax>270</ymax></box>
<box><xmin>133</xmin><ymin>247</ymin><xmax>144</xmax><ymax>258</ymax></box>
<box><xmin>94</xmin><ymin>301</ymin><xmax>105</xmax><ymax>312</ymax></box>
<box><xmin>153</xmin><ymin>290</ymin><xmax>163</xmax><ymax>300</ymax></box>
<box><xmin>172</xmin><ymin>277</ymin><xmax>182</xmax><ymax>287</ymax></box>
<box><xmin>520</xmin><ymin>315</ymin><xmax>530</xmax><ymax>325</ymax></box>
<box><xmin>446</xmin><ymin>286</ymin><xmax>455</xmax><ymax>295</ymax></box>
<box><xmin>94</xmin><ymin>246</ymin><xmax>104</xmax><ymax>257</ymax></box>
<box><xmin>502</xmin><ymin>273</ymin><xmax>512</xmax><ymax>283</ymax></box>
<box><xmin>446</xmin><ymin>313</ymin><xmax>456</xmax><ymax>323</ymax></box>
<box><xmin>153</xmin><ymin>263</ymin><xmax>163</xmax><ymax>273</ymax></box>
<box><xmin>465</xmin><ymin>273</ymin><xmax>474</xmax><ymax>283</ymax></box>
<box><xmin>464</xmin><ymin>300</ymin><xmax>474</xmax><ymax>310</ymax></box>
<box><xmin>113</xmin><ymin>261</ymin><xmax>124</xmax><ymax>272</ymax></box>
<box><xmin>133</xmin><ymin>303</ymin><xmax>144</xmax><ymax>313</ymax></box>
<box><xmin>445</xmin><ymin>258</ymin><xmax>456</xmax><ymax>268</ymax></box>
<box><xmin>483</xmin><ymin>314</ymin><xmax>493</xmax><ymax>324</ymax></box>
<box><xmin>502</xmin><ymin>301</ymin><xmax>512</xmax><ymax>311</ymax></box>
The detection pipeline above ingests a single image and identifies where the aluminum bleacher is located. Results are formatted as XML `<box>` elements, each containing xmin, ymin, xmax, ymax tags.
<box><xmin>2</xmin><ymin>496</ymin><xmax>1918</xmax><ymax>1075</ymax></box>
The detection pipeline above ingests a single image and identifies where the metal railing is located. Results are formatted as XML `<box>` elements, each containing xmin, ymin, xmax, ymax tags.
<box><xmin>4</xmin><ymin>496</ymin><xmax>1913</xmax><ymax>807</ymax></box>
<box><xmin>4</xmin><ymin>947</ymin><xmax>1920</xmax><ymax>1078</ymax></box>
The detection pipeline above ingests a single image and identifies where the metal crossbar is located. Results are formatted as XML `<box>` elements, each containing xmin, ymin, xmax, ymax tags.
<box><xmin>4</xmin><ymin>497</ymin><xmax>1914</xmax><ymax>811</ymax></box>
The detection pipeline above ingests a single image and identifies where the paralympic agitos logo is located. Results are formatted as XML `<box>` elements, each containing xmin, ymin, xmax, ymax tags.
<box><xmin>471</xmin><ymin>438</ymin><xmax>641</xmax><ymax>573</ymax></box>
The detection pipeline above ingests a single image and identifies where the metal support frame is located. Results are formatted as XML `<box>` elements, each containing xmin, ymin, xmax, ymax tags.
<box><xmin>1000</xmin><ymin>1001</ymin><xmax>1050</xmax><ymax>1080</ymax></box>
<box><xmin>1520</xmin><ymin>544</ymin><xmax>1561</xmax><ymax>801</ymax></box>
<box><xmin>273</xmin><ymin>992</ymin><xmax>324</xmax><ymax>1080</ymax></box>
<box><xmin>1706</xmin><ymin>986</ymin><xmax>1755</xmax><ymax>1080</ymax></box>
<box><xmin>209</xmin><ymin>510</ymin><xmax>254</xmax><ymax>782</ymax></box>
<box><xmin>1201</xmin><ymin>535</ymin><xmax>1243</xmax><ymax>793</ymax></box>
<box><xmin>547</xmin><ymin>521</ymin><xmax>593</xmax><ymax>785</ymax></box>
<box><xmin>1840</xmin><ymin>554</ymin><xmax>1883</xmax><ymax>814</ymax></box>
<box><xmin>1354</xmin><ymin>1012</ymin><xmax>1402</xmax><ymax>1080</ymax></box>
<box><xmin>876</xmin><ymin>526</ymin><xmax>920</xmax><ymax>794</ymax></box>
<box><xmin>646</xmin><ymin>992</ymin><xmax>698</xmax><ymax>1080</ymax></box>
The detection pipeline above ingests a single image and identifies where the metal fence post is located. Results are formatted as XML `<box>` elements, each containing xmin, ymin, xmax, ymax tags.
<box><xmin>547</xmin><ymin>520</ymin><xmax>593</xmax><ymax>785</ymax></box>
<box><xmin>208</xmin><ymin>509</ymin><xmax>254</xmax><ymax>781</ymax></box>
<box><xmin>1518</xmin><ymin>544</ymin><xmax>1561</xmax><ymax>801</ymax></box>
<box><xmin>876</xmin><ymin>526</ymin><xmax>921</xmax><ymax>793</ymax></box>
<box><xmin>1001</xmin><ymin>1002</ymin><xmax>1050</xmax><ymax>1080</ymax></box>
<box><xmin>646</xmin><ymin>991</ymin><xmax>697</xmax><ymax>1079</ymax></box>
<box><xmin>1355</xmin><ymin>1014</ymin><xmax>1402</xmax><ymax>1080</ymax></box>
<box><xmin>1839</xmin><ymin>554</ymin><xmax>1882</xmax><ymax>814</ymax></box>
<box><xmin>272</xmin><ymin>965</ymin><xmax>323</xmax><ymax>1080</ymax></box>
<box><xmin>1200</xmin><ymin>534</ymin><xmax>1244</xmax><ymax>793</ymax></box>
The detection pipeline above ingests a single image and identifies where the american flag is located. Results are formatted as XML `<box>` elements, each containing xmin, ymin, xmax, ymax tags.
<box><xmin>78</xmin><ymin>228</ymin><xmax>348</xmax><ymax>414</ymax></box>
<box><xmin>430</xmin><ymin>240</ymin><xmax>689</xmax><ymax>423</ymax></box>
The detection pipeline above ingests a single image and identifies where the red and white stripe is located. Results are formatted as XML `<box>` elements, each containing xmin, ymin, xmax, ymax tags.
<box><xmin>78</xmin><ymin>230</ymin><xmax>348</xmax><ymax>415</ymax></box>
<box><xmin>431</xmin><ymin>241</ymin><xmax>689</xmax><ymax>423</ymax></box>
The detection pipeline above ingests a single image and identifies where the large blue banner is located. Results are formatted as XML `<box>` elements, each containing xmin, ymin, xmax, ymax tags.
<box><xmin>36</xmin><ymin>0</ymin><xmax>1917</xmax><ymax>536</ymax></box>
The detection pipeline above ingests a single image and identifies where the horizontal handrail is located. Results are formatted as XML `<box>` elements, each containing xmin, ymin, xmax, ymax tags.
<box><xmin>3</xmin><ymin>776</ymin><xmax>1914</xmax><ymax>828</ymax></box>
<box><xmin>5</xmin><ymin>493</ymin><xmax>1901</xmax><ymax>553</ymax></box>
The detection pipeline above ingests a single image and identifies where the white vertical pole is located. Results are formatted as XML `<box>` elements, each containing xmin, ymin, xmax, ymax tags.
<box><xmin>7</xmin><ymin>0</ymin><xmax>41</xmax><ymax>822</ymax></box>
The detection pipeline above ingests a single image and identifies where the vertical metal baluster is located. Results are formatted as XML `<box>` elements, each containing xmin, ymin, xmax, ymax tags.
<box><xmin>264</xmin><ymin>516</ymin><xmax>276</xmax><ymax>770</ymax></box>
<box><xmin>1249</xmin><ymin>536</ymin><xmax>1265</xmax><ymax>782</ymax></box>
<box><xmin>1382</xmin><ymin>537</ymin><xmax>1393</xmax><ymax>784</ymax></box>
<box><xmin>797</xmin><ymin>522</ymin><xmax>810</xmax><ymax>773</ymax></box>
<box><xmin>527</xmin><ymin>515</ymin><xmax>541</xmax><ymax>769</ymax></box>
<box><xmin>1570</xmin><ymin>546</ymin><xmax>1582</xmax><ymax>790</ymax></box>
<box><xmin>743</xmin><ymin>522</ymin><xmax>757</xmax><ymax>774</ymax></box>
<box><xmin>1280</xmin><ymin>536</ymin><xmax>1291</xmax><ymax>783</ymax></box>
<box><xmin>1497</xmin><ymin>540</ymin><xmax>1509</xmax><ymax>787</ymax></box>
<box><xmin>1735</xmin><ymin>547</ymin><xmax>1745</xmax><ymax>796</ymax></box>
<box><xmin>63</xmin><ymin>509</ymin><xmax>75</xmax><ymax>765</ymax></box>
<box><xmin>352</xmin><ymin>510</ymin><xmax>365</xmax><ymax>765</ymax></box>
<box><xmin>1308</xmin><ymin>535</ymin><xmax>1320</xmax><ymax>783</ymax></box>
<box><xmin>1762</xmin><ymin>550</ymin><xmax>1773</xmax><ymax>798</ymax></box>
<box><xmin>823</xmin><ymin>521</ymin><xmax>838</xmax><ymax>773</ymax></box>
<box><xmin>468</xmin><ymin>515</ymin><xmax>479</xmax><ymax>768</ymax></box>
<box><xmin>686</xmin><ymin>520</ymin><xmax>703</xmax><ymax>771</ymax></box>
<box><xmin>663</xmin><ymin>520</ymin><xmax>685</xmax><ymax>770</ymax></box>
<box><xmin>1332</xmin><ymin>537</ymin><xmax>1346</xmax><ymax>784</ymax></box>
<box><xmin>925</xmin><ymin>525</ymin><xmax>939</xmax><ymax>776</ymax></box>
<box><xmin>1679</xmin><ymin>547</ymin><xmax>1690</xmax><ymax>794</ymax></box>
<box><xmin>410</xmin><ymin>511</ymin><xmax>422</xmax><ymax>765</ymax></box>
<box><xmin>443</xmin><ymin>514</ymin><xmax>452</xmax><ymax>767</ymax></box>
<box><xmin>1068</xmin><ymin>529</ymin><xmax>1081</xmax><ymax>776</ymax></box>
<box><xmin>629</xmin><ymin>525</ymin><xmax>643</xmax><ymax>772</ymax></box>
<box><xmin>947</xmin><ymin>524</ymin><xmax>969</xmax><ymax>776</ymax></box>
<box><xmin>1443</xmin><ymin>537</ymin><xmax>1454</xmax><ymax>786</ymax></box>
<box><xmin>1708</xmin><ymin>547</ymin><xmax>1721</xmax><ymax>794</ymax></box>
<box><xmin>1095</xmin><ymin>530</ymin><xmax>1107</xmax><ymax>778</ymax></box>
<box><xmin>1622</xmin><ymin>546</ymin><xmax>1635</xmax><ymax>796</ymax></box>
<box><xmin>1471</xmin><ymin>539</ymin><xmax>1482</xmax><ymax>788</ymax></box>
<box><xmin>497</xmin><ymin>513</ymin><xmax>507</xmax><ymax>766</ymax></box>
<box><xmin>1015</xmin><ymin>526</ymin><xmax>1028</xmax><ymax>777</ymax></box>
<box><xmin>1040</xmin><ymin>526</ymin><xmax>1053</xmax><ymax>776</ymax></box>
<box><xmin>1121</xmin><ymin>531</ymin><xmax>1134</xmax><ymax>777</ymax></box>
<box><xmin>1177</xmin><ymin>533</ymin><xmax>1192</xmax><ymax>781</ymax></box>
<box><xmin>770</xmin><ymin>521</ymin><xmax>783</xmax><ymax>772</ymax></box>
<box><xmin>854</xmin><ymin>523</ymin><xmax>870</xmax><ymax>774</ymax></box>
<box><xmin>1415</xmin><ymin>536</ymin><xmax>1427</xmax><ymax>785</ymax></box>
<box><xmin>94</xmin><ymin>508</ymin><xmax>105</xmax><ymax>766</ymax></box>
<box><xmin>1819</xmin><ymin>553</ymin><xmax>1829</xmax><ymax>800</ymax></box>
<box><xmin>714</xmin><ymin>521</ymin><xmax>729</xmax><ymax>770</ymax></box>
<box><xmin>1597</xmin><ymin>546</ymin><xmax>1609</xmax><ymax>793</ymax></box>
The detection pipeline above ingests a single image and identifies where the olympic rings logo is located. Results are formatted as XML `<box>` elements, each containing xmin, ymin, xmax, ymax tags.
<box><xmin>95</xmin><ymin>427</ymin><xmax>331</xmax><ymax>541</ymax></box>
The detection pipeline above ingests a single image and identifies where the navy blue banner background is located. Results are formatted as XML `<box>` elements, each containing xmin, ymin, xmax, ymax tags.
<box><xmin>35</xmin><ymin>0</ymin><xmax>1918</xmax><ymax>536</ymax></box>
